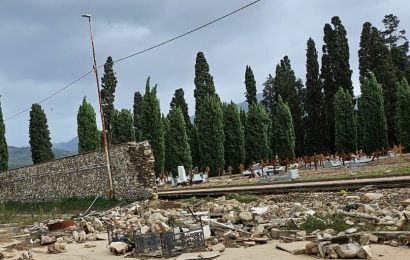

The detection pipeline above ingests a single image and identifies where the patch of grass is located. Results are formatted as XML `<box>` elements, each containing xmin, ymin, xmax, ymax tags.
<box><xmin>184</xmin><ymin>196</ymin><xmax>216</xmax><ymax>205</ymax></box>
<box><xmin>225</xmin><ymin>193</ymin><xmax>257</xmax><ymax>203</ymax></box>
<box><xmin>0</xmin><ymin>197</ymin><xmax>132</xmax><ymax>225</ymax></box>
<box><xmin>299</xmin><ymin>213</ymin><xmax>350</xmax><ymax>233</ymax></box>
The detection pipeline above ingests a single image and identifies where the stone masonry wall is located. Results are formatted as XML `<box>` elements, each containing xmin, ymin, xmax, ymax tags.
<box><xmin>0</xmin><ymin>141</ymin><xmax>157</xmax><ymax>202</ymax></box>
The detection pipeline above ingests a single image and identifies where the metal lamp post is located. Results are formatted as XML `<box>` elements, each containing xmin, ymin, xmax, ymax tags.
<box><xmin>82</xmin><ymin>14</ymin><xmax>114</xmax><ymax>198</ymax></box>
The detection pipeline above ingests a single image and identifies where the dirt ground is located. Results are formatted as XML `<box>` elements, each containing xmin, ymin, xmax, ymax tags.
<box><xmin>2</xmin><ymin>239</ymin><xmax>409</xmax><ymax>260</ymax></box>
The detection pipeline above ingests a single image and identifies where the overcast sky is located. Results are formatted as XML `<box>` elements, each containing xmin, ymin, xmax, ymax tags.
<box><xmin>1</xmin><ymin>0</ymin><xmax>409</xmax><ymax>147</ymax></box>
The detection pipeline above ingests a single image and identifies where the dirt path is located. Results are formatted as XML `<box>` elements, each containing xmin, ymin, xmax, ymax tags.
<box><xmin>3</xmin><ymin>240</ymin><xmax>409</xmax><ymax>260</ymax></box>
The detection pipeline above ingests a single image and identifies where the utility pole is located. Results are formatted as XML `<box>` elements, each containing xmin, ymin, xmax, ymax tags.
<box><xmin>82</xmin><ymin>14</ymin><xmax>114</xmax><ymax>198</ymax></box>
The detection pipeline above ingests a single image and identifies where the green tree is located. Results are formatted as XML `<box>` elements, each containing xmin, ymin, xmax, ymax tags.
<box><xmin>0</xmin><ymin>98</ymin><xmax>7</xmax><ymax>171</ymax></box>
<box><xmin>322</xmin><ymin>16</ymin><xmax>353</xmax><ymax>152</ymax></box>
<box><xmin>140</xmin><ymin>77</ymin><xmax>165</xmax><ymax>175</ymax></box>
<box><xmin>239</xmin><ymin>108</ymin><xmax>247</xmax><ymax>127</ymax></box>
<box><xmin>170</xmin><ymin>88</ymin><xmax>191</xmax><ymax>129</ymax></box>
<box><xmin>358</xmin><ymin>75</ymin><xmax>388</xmax><ymax>152</ymax></box>
<box><xmin>112</xmin><ymin>109</ymin><xmax>135</xmax><ymax>145</ymax></box>
<box><xmin>194</xmin><ymin>52</ymin><xmax>216</xmax><ymax>114</ymax></box>
<box><xmin>245</xmin><ymin>102</ymin><xmax>270</xmax><ymax>164</ymax></box>
<box><xmin>270</xmin><ymin>56</ymin><xmax>305</xmax><ymax>156</ymax></box>
<box><xmin>223</xmin><ymin>102</ymin><xmax>245</xmax><ymax>173</ymax></box>
<box><xmin>196</xmin><ymin>95</ymin><xmax>224</xmax><ymax>176</ymax></box>
<box><xmin>359</xmin><ymin>22</ymin><xmax>398</xmax><ymax>145</ymax></box>
<box><xmin>334</xmin><ymin>89</ymin><xmax>356</xmax><ymax>153</ymax></box>
<box><xmin>305</xmin><ymin>38</ymin><xmax>326</xmax><ymax>154</ymax></box>
<box><xmin>162</xmin><ymin>115</ymin><xmax>171</xmax><ymax>173</ymax></box>
<box><xmin>101</xmin><ymin>56</ymin><xmax>118</xmax><ymax>145</ymax></box>
<box><xmin>77</xmin><ymin>97</ymin><xmax>100</xmax><ymax>153</ymax></box>
<box><xmin>274</xmin><ymin>96</ymin><xmax>295</xmax><ymax>160</ymax></box>
<box><xmin>29</xmin><ymin>103</ymin><xmax>54</xmax><ymax>164</ymax></box>
<box><xmin>189</xmin><ymin>125</ymin><xmax>200</xmax><ymax>168</ymax></box>
<box><xmin>166</xmin><ymin>107</ymin><xmax>192</xmax><ymax>173</ymax></box>
<box><xmin>396</xmin><ymin>79</ymin><xmax>410</xmax><ymax>151</ymax></box>
<box><xmin>244</xmin><ymin>65</ymin><xmax>257</xmax><ymax>105</ymax></box>
<box><xmin>133</xmin><ymin>91</ymin><xmax>143</xmax><ymax>142</ymax></box>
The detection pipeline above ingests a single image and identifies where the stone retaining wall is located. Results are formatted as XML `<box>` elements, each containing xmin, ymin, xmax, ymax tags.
<box><xmin>0</xmin><ymin>141</ymin><xmax>157</xmax><ymax>202</ymax></box>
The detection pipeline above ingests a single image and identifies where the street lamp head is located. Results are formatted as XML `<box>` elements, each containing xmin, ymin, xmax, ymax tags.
<box><xmin>81</xmin><ymin>14</ymin><xmax>92</xmax><ymax>18</ymax></box>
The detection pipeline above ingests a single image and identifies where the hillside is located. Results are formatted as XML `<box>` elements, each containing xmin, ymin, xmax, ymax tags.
<box><xmin>8</xmin><ymin>146</ymin><xmax>76</xmax><ymax>170</ymax></box>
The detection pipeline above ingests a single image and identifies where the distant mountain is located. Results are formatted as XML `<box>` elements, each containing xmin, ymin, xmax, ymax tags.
<box><xmin>7</xmin><ymin>146</ymin><xmax>76</xmax><ymax>170</ymax></box>
<box><xmin>235</xmin><ymin>93</ymin><xmax>264</xmax><ymax>112</ymax></box>
<box><xmin>53</xmin><ymin>137</ymin><xmax>78</xmax><ymax>153</ymax></box>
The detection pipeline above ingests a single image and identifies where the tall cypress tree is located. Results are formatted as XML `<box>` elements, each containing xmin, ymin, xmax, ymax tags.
<box><xmin>271</xmin><ymin>56</ymin><xmax>305</xmax><ymax>156</ymax></box>
<box><xmin>194</xmin><ymin>52</ymin><xmax>216</xmax><ymax>115</ymax></box>
<box><xmin>245</xmin><ymin>102</ymin><xmax>270</xmax><ymax>164</ymax></box>
<box><xmin>359</xmin><ymin>22</ymin><xmax>398</xmax><ymax>145</ymax></box>
<box><xmin>133</xmin><ymin>91</ymin><xmax>143</xmax><ymax>142</ymax></box>
<box><xmin>189</xmin><ymin>125</ymin><xmax>200</xmax><ymax>169</ymax></box>
<box><xmin>112</xmin><ymin>109</ymin><xmax>135</xmax><ymax>145</ymax></box>
<box><xmin>162</xmin><ymin>115</ymin><xmax>171</xmax><ymax>173</ymax></box>
<box><xmin>244</xmin><ymin>65</ymin><xmax>257</xmax><ymax>105</ymax></box>
<box><xmin>170</xmin><ymin>88</ymin><xmax>191</xmax><ymax>129</ymax></box>
<box><xmin>334</xmin><ymin>88</ymin><xmax>356</xmax><ymax>153</ymax></box>
<box><xmin>77</xmin><ymin>97</ymin><xmax>100</xmax><ymax>153</ymax></box>
<box><xmin>274</xmin><ymin>96</ymin><xmax>295</xmax><ymax>160</ymax></box>
<box><xmin>196</xmin><ymin>95</ymin><xmax>224</xmax><ymax>176</ymax></box>
<box><xmin>322</xmin><ymin>17</ymin><xmax>353</xmax><ymax>152</ymax></box>
<box><xmin>0</xmin><ymin>98</ymin><xmax>8</xmax><ymax>171</ymax></box>
<box><xmin>140</xmin><ymin>77</ymin><xmax>165</xmax><ymax>175</ymax></box>
<box><xmin>358</xmin><ymin>74</ymin><xmax>388</xmax><ymax>152</ymax></box>
<box><xmin>396</xmin><ymin>79</ymin><xmax>410</xmax><ymax>152</ymax></box>
<box><xmin>381</xmin><ymin>14</ymin><xmax>410</xmax><ymax>82</ymax></box>
<box><xmin>166</xmin><ymin>107</ymin><xmax>192</xmax><ymax>173</ymax></box>
<box><xmin>29</xmin><ymin>103</ymin><xmax>54</xmax><ymax>164</ymax></box>
<box><xmin>223</xmin><ymin>102</ymin><xmax>245</xmax><ymax>173</ymax></box>
<box><xmin>305</xmin><ymin>38</ymin><xmax>326</xmax><ymax>154</ymax></box>
<box><xmin>101</xmin><ymin>56</ymin><xmax>118</xmax><ymax>145</ymax></box>
<box><xmin>239</xmin><ymin>108</ymin><xmax>247</xmax><ymax>127</ymax></box>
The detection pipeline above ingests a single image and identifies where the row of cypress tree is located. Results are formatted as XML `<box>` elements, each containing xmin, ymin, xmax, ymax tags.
<box><xmin>1</xmin><ymin>14</ymin><xmax>410</xmax><ymax>173</ymax></box>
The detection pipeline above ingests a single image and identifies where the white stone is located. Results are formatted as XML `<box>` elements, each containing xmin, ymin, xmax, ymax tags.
<box><xmin>239</xmin><ymin>211</ymin><xmax>253</xmax><ymax>221</ymax></box>
<box><xmin>211</xmin><ymin>243</ymin><xmax>225</xmax><ymax>252</ymax></box>
<box><xmin>109</xmin><ymin>241</ymin><xmax>128</xmax><ymax>255</ymax></box>
<box><xmin>363</xmin><ymin>193</ymin><xmax>384</xmax><ymax>201</ymax></box>
<box><xmin>357</xmin><ymin>245</ymin><xmax>373</xmax><ymax>259</ymax></box>
<box><xmin>335</xmin><ymin>243</ymin><xmax>361</xmax><ymax>258</ymax></box>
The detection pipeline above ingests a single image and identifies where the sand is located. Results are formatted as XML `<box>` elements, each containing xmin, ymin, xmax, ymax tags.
<box><xmin>3</xmin><ymin>240</ymin><xmax>409</xmax><ymax>260</ymax></box>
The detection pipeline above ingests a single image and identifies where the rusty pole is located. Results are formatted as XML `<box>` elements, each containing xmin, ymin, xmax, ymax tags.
<box><xmin>82</xmin><ymin>14</ymin><xmax>114</xmax><ymax>198</ymax></box>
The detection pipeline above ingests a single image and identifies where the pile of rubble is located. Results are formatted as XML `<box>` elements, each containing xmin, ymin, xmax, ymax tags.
<box><xmin>1</xmin><ymin>187</ymin><xmax>409</xmax><ymax>259</ymax></box>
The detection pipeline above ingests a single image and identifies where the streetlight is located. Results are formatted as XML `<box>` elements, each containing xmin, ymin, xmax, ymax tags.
<box><xmin>82</xmin><ymin>14</ymin><xmax>114</xmax><ymax>198</ymax></box>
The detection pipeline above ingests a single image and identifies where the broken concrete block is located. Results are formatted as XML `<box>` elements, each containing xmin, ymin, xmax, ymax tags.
<box><xmin>276</xmin><ymin>241</ymin><xmax>309</xmax><ymax>255</ymax></box>
<box><xmin>109</xmin><ymin>241</ymin><xmax>128</xmax><ymax>255</ymax></box>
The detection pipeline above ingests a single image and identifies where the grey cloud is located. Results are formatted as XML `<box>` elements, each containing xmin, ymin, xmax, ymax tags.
<box><xmin>1</xmin><ymin>0</ymin><xmax>409</xmax><ymax>146</ymax></box>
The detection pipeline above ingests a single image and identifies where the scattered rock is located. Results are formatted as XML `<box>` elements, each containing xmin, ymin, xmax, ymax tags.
<box><xmin>363</xmin><ymin>193</ymin><xmax>384</xmax><ymax>202</ymax></box>
<box><xmin>345</xmin><ymin>227</ymin><xmax>358</xmax><ymax>234</ymax></box>
<box><xmin>109</xmin><ymin>241</ymin><xmax>128</xmax><ymax>255</ymax></box>
<box><xmin>41</xmin><ymin>235</ymin><xmax>56</xmax><ymax>245</ymax></box>
<box><xmin>357</xmin><ymin>245</ymin><xmax>373</xmax><ymax>259</ymax></box>
<box><xmin>47</xmin><ymin>243</ymin><xmax>66</xmax><ymax>254</ymax></box>
<box><xmin>335</xmin><ymin>243</ymin><xmax>361</xmax><ymax>258</ymax></box>
<box><xmin>239</xmin><ymin>212</ymin><xmax>253</xmax><ymax>221</ymax></box>
<box><xmin>390</xmin><ymin>240</ymin><xmax>399</xmax><ymax>247</ymax></box>
<box><xmin>211</xmin><ymin>243</ymin><xmax>225</xmax><ymax>252</ymax></box>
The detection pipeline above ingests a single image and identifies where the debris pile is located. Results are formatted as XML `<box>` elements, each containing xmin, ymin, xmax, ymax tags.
<box><xmin>0</xmin><ymin>187</ymin><xmax>409</xmax><ymax>259</ymax></box>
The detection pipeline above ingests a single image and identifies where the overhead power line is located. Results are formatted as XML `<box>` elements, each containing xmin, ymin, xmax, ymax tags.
<box><xmin>5</xmin><ymin>0</ymin><xmax>261</xmax><ymax>122</ymax></box>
